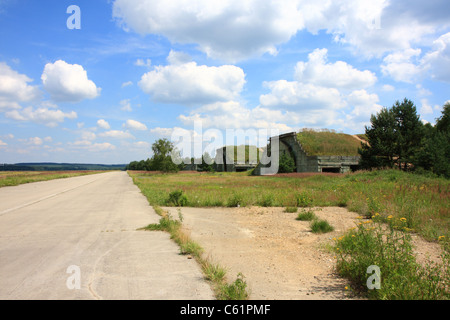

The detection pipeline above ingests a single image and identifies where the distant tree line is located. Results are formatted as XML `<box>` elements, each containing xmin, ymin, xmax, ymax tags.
<box><xmin>359</xmin><ymin>98</ymin><xmax>449</xmax><ymax>178</ymax></box>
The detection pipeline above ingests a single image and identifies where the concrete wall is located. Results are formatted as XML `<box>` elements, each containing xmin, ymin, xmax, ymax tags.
<box><xmin>316</xmin><ymin>156</ymin><xmax>361</xmax><ymax>173</ymax></box>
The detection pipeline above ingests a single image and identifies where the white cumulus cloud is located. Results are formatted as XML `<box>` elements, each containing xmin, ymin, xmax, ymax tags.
<box><xmin>422</xmin><ymin>32</ymin><xmax>450</xmax><ymax>83</ymax></box>
<box><xmin>5</xmin><ymin>104</ymin><xmax>77</xmax><ymax>127</ymax></box>
<box><xmin>347</xmin><ymin>90</ymin><xmax>383</xmax><ymax>119</ymax></box>
<box><xmin>28</xmin><ymin>137</ymin><xmax>43</xmax><ymax>146</ymax></box>
<box><xmin>113</xmin><ymin>0</ymin><xmax>450</xmax><ymax>62</ymax></box>
<box><xmin>123</xmin><ymin>119</ymin><xmax>148</xmax><ymax>131</ymax></box>
<box><xmin>135</xmin><ymin>58</ymin><xmax>152</xmax><ymax>67</ymax></box>
<box><xmin>259</xmin><ymin>80</ymin><xmax>345</xmax><ymax>111</ymax></box>
<box><xmin>179</xmin><ymin>101</ymin><xmax>296</xmax><ymax>131</ymax></box>
<box><xmin>0</xmin><ymin>62</ymin><xmax>41</xmax><ymax>112</ymax></box>
<box><xmin>113</xmin><ymin>0</ymin><xmax>304</xmax><ymax>62</ymax></box>
<box><xmin>99</xmin><ymin>130</ymin><xmax>135</xmax><ymax>140</ymax></box>
<box><xmin>381</xmin><ymin>48</ymin><xmax>424</xmax><ymax>83</ymax></box>
<box><xmin>139</xmin><ymin>55</ymin><xmax>246</xmax><ymax>105</ymax></box>
<box><xmin>97</xmin><ymin>119</ymin><xmax>111</xmax><ymax>130</ymax></box>
<box><xmin>295</xmin><ymin>49</ymin><xmax>377</xmax><ymax>89</ymax></box>
<box><xmin>41</xmin><ymin>60</ymin><xmax>101</xmax><ymax>102</ymax></box>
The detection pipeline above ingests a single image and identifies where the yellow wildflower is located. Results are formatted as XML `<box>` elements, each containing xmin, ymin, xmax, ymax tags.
<box><xmin>387</xmin><ymin>215</ymin><xmax>393</xmax><ymax>219</ymax></box>
<box><xmin>438</xmin><ymin>236</ymin><xmax>445</xmax><ymax>241</ymax></box>
<box><xmin>400</xmin><ymin>217</ymin><xmax>407</xmax><ymax>222</ymax></box>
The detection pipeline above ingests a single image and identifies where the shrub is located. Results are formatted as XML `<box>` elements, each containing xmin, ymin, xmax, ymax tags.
<box><xmin>296</xmin><ymin>191</ymin><xmax>313</xmax><ymax>207</ymax></box>
<box><xmin>227</xmin><ymin>193</ymin><xmax>244</xmax><ymax>207</ymax></box>
<box><xmin>310</xmin><ymin>219</ymin><xmax>334</xmax><ymax>233</ymax></box>
<box><xmin>167</xmin><ymin>190</ymin><xmax>188</xmax><ymax>206</ymax></box>
<box><xmin>285</xmin><ymin>206</ymin><xmax>298</xmax><ymax>213</ymax></box>
<box><xmin>335</xmin><ymin>221</ymin><xmax>450</xmax><ymax>300</ymax></box>
<box><xmin>296</xmin><ymin>209</ymin><xmax>316</xmax><ymax>221</ymax></box>
<box><xmin>278</xmin><ymin>152</ymin><xmax>295</xmax><ymax>173</ymax></box>
<box><xmin>218</xmin><ymin>273</ymin><xmax>249</xmax><ymax>300</ymax></box>
<box><xmin>202</xmin><ymin>262</ymin><xmax>226</xmax><ymax>283</ymax></box>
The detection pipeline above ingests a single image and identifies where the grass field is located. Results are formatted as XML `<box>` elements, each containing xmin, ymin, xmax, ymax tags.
<box><xmin>0</xmin><ymin>171</ymin><xmax>106</xmax><ymax>188</ymax></box>
<box><xmin>130</xmin><ymin>169</ymin><xmax>449</xmax><ymax>244</ymax></box>
<box><xmin>130</xmin><ymin>168</ymin><xmax>449</xmax><ymax>300</ymax></box>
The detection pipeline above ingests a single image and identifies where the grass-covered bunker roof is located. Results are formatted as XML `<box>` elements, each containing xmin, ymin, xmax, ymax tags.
<box><xmin>296</xmin><ymin>129</ymin><xmax>362</xmax><ymax>156</ymax></box>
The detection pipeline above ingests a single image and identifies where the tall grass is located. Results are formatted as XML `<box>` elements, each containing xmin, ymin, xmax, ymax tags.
<box><xmin>335</xmin><ymin>217</ymin><xmax>449</xmax><ymax>300</ymax></box>
<box><xmin>129</xmin><ymin>169</ymin><xmax>449</xmax><ymax>244</ymax></box>
<box><xmin>131</xmin><ymin>170</ymin><xmax>449</xmax><ymax>300</ymax></box>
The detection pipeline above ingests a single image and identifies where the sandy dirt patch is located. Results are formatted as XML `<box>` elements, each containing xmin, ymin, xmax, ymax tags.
<box><xmin>163</xmin><ymin>206</ymin><xmax>361</xmax><ymax>300</ymax></box>
<box><xmin>162</xmin><ymin>205</ymin><xmax>446</xmax><ymax>300</ymax></box>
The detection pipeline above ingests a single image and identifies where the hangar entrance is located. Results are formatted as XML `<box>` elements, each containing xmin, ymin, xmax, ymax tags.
<box><xmin>321</xmin><ymin>167</ymin><xmax>341</xmax><ymax>173</ymax></box>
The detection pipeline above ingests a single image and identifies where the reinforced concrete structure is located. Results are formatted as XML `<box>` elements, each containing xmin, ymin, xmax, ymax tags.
<box><xmin>253</xmin><ymin>132</ymin><xmax>361</xmax><ymax>175</ymax></box>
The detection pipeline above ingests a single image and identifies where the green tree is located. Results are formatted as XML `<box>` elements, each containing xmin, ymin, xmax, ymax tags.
<box><xmin>198</xmin><ymin>152</ymin><xmax>215</xmax><ymax>172</ymax></box>
<box><xmin>435</xmin><ymin>102</ymin><xmax>450</xmax><ymax>133</ymax></box>
<box><xmin>359</xmin><ymin>107</ymin><xmax>397</xmax><ymax>169</ymax></box>
<box><xmin>415</xmin><ymin>102</ymin><xmax>450</xmax><ymax>177</ymax></box>
<box><xmin>359</xmin><ymin>99</ymin><xmax>423</xmax><ymax>171</ymax></box>
<box><xmin>149</xmin><ymin>138</ymin><xmax>180</xmax><ymax>173</ymax></box>
<box><xmin>391</xmin><ymin>98</ymin><xmax>424</xmax><ymax>170</ymax></box>
<box><xmin>278</xmin><ymin>152</ymin><xmax>295</xmax><ymax>173</ymax></box>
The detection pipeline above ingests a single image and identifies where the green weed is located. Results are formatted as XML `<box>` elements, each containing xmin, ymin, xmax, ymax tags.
<box><xmin>259</xmin><ymin>194</ymin><xmax>275</xmax><ymax>207</ymax></box>
<box><xmin>310</xmin><ymin>219</ymin><xmax>334</xmax><ymax>233</ymax></box>
<box><xmin>284</xmin><ymin>206</ymin><xmax>298</xmax><ymax>213</ymax></box>
<box><xmin>227</xmin><ymin>193</ymin><xmax>244</xmax><ymax>207</ymax></box>
<box><xmin>217</xmin><ymin>273</ymin><xmax>249</xmax><ymax>300</ymax></box>
<box><xmin>296</xmin><ymin>209</ymin><xmax>316</xmax><ymax>221</ymax></box>
<box><xmin>296</xmin><ymin>191</ymin><xmax>313</xmax><ymax>207</ymax></box>
<box><xmin>335</xmin><ymin>220</ymin><xmax>449</xmax><ymax>300</ymax></box>
<box><xmin>167</xmin><ymin>190</ymin><xmax>188</xmax><ymax>206</ymax></box>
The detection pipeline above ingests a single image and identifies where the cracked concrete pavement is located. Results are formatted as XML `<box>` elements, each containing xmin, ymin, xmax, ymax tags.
<box><xmin>0</xmin><ymin>171</ymin><xmax>214</xmax><ymax>300</ymax></box>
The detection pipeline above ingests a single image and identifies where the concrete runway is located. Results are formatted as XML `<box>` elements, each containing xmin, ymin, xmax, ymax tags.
<box><xmin>0</xmin><ymin>171</ymin><xmax>214</xmax><ymax>300</ymax></box>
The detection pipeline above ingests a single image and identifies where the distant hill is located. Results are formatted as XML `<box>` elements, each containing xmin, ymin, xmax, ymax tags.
<box><xmin>0</xmin><ymin>163</ymin><xmax>127</xmax><ymax>171</ymax></box>
<box><xmin>297</xmin><ymin>129</ymin><xmax>363</xmax><ymax>156</ymax></box>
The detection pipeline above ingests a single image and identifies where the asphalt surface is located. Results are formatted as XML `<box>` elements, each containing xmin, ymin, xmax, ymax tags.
<box><xmin>0</xmin><ymin>171</ymin><xmax>214</xmax><ymax>300</ymax></box>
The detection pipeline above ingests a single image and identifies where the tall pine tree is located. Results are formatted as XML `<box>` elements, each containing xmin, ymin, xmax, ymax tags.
<box><xmin>359</xmin><ymin>99</ymin><xmax>423</xmax><ymax>171</ymax></box>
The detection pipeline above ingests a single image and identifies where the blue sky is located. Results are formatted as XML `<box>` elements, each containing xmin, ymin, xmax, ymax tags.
<box><xmin>0</xmin><ymin>0</ymin><xmax>449</xmax><ymax>164</ymax></box>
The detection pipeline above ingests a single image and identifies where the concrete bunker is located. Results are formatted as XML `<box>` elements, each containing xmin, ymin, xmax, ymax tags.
<box><xmin>253</xmin><ymin>131</ymin><xmax>361</xmax><ymax>175</ymax></box>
